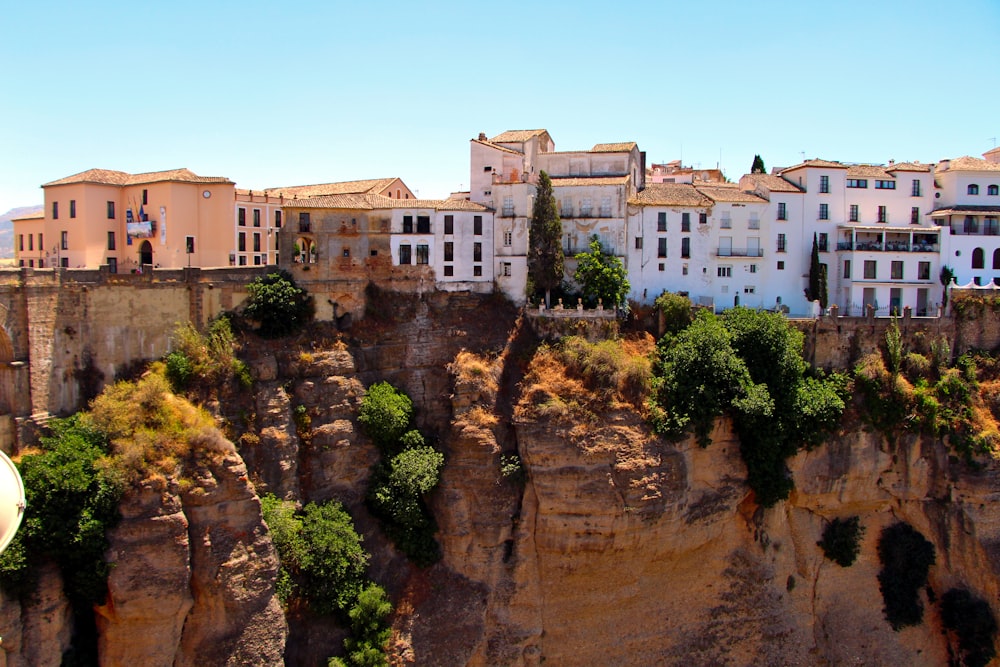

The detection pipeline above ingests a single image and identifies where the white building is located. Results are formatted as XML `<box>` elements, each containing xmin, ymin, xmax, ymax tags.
<box><xmin>933</xmin><ymin>153</ymin><xmax>1000</xmax><ymax>290</ymax></box>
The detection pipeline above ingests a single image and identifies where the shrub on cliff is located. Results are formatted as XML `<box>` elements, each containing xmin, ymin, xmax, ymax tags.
<box><xmin>654</xmin><ymin>291</ymin><xmax>694</xmax><ymax>337</ymax></box>
<box><xmin>572</xmin><ymin>235</ymin><xmax>630</xmax><ymax>310</ymax></box>
<box><xmin>818</xmin><ymin>516</ymin><xmax>864</xmax><ymax>567</ymax></box>
<box><xmin>877</xmin><ymin>522</ymin><xmax>935</xmax><ymax>630</ymax></box>
<box><xmin>941</xmin><ymin>588</ymin><xmax>998</xmax><ymax>667</ymax></box>
<box><xmin>243</xmin><ymin>269</ymin><xmax>314</xmax><ymax>338</ymax></box>
<box><xmin>330</xmin><ymin>583</ymin><xmax>394</xmax><ymax>667</ymax></box>
<box><xmin>358</xmin><ymin>382</ymin><xmax>415</xmax><ymax>454</ymax></box>
<box><xmin>164</xmin><ymin>317</ymin><xmax>251</xmax><ymax>393</ymax></box>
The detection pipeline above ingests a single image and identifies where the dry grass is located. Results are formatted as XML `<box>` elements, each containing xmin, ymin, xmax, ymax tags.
<box><xmin>449</xmin><ymin>350</ymin><xmax>501</xmax><ymax>403</ymax></box>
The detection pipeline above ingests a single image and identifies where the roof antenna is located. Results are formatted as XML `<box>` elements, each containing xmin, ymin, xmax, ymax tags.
<box><xmin>800</xmin><ymin>151</ymin><xmax>806</xmax><ymax>162</ymax></box>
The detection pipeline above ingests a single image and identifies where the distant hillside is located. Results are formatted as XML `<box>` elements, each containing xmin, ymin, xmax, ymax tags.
<box><xmin>0</xmin><ymin>206</ymin><xmax>43</xmax><ymax>259</ymax></box>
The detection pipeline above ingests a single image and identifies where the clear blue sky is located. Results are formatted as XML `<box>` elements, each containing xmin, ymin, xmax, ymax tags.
<box><xmin>2</xmin><ymin>0</ymin><xmax>998</xmax><ymax>214</ymax></box>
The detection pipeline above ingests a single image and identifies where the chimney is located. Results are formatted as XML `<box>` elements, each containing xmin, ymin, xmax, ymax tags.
<box><xmin>478</xmin><ymin>132</ymin><xmax>487</xmax><ymax>141</ymax></box>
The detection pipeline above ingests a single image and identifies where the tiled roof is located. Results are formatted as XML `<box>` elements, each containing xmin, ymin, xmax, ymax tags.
<box><xmin>590</xmin><ymin>142</ymin><xmax>637</xmax><ymax>153</ymax></box>
<box><xmin>550</xmin><ymin>176</ymin><xmax>630</xmax><ymax>187</ymax></box>
<box><xmin>886</xmin><ymin>162</ymin><xmax>931</xmax><ymax>173</ymax></box>
<box><xmin>11</xmin><ymin>211</ymin><xmax>44</xmax><ymax>222</ymax></box>
<box><xmin>696</xmin><ymin>185</ymin><xmax>767</xmax><ymax>204</ymax></box>
<box><xmin>490</xmin><ymin>129</ymin><xmax>550</xmax><ymax>143</ymax></box>
<box><xmin>263</xmin><ymin>178</ymin><xmax>399</xmax><ymax>198</ymax></box>
<box><xmin>282</xmin><ymin>194</ymin><xmax>489</xmax><ymax>212</ymax></box>
<box><xmin>983</xmin><ymin>146</ymin><xmax>1000</xmax><ymax>158</ymax></box>
<box><xmin>780</xmin><ymin>159</ymin><xmax>847</xmax><ymax>172</ymax></box>
<box><xmin>937</xmin><ymin>156</ymin><xmax>1000</xmax><ymax>173</ymax></box>
<box><xmin>279</xmin><ymin>194</ymin><xmax>375</xmax><ymax>210</ymax></box>
<box><xmin>741</xmin><ymin>173</ymin><xmax>803</xmax><ymax>193</ymax></box>
<box><xmin>471</xmin><ymin>139</ymin><xmax>523</xmax><ymax>156</ymax></box>
<box><xmin>847</xmin><ymin>164</ymin><xmax>893</xmax><ymax>179</ymax></box>
<box><xmin>930</xmin><ymin>205</ymin><xmax>1000</xmax><ymax>216</ymax></box>
<box><xmin>629</xmin><ymin>183</ymin><xmax>712</xmax><ymax>208</ymax></box>
<box><xmin>43</xmin><ymin>168</ymin><xmax>233</xmax><ymax>187</ymax></box>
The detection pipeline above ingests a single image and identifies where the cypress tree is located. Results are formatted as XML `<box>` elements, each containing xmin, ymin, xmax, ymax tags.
<box><xmin>751</xmin><ymin>154</ymin><xmax>766</xmax><ymax>174</ymax></box>
<box><xmin>527</xmin><ymin>171</ymin><xmax>564</xmax><ymax>308</ymax></box>
<box><xmin>807</xmin><ymin>233</ymin><xmax>828</xmax><ymax>309</ymax></box>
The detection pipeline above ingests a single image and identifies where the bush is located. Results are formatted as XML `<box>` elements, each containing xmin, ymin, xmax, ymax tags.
<box><xmin>243</xmin><ymin>270</ymin><xmax>314</xmax><ymax>338</ymax></box>
<box><xmin>654</xmin><ymin>291</ymin><xmax>694</xmax><ymax>336</ymax></box>
<box><xmin>877</xmin><ymin>522</ymin><xmax>935</xmax><ymax>629</ymax></box>
<box><xmin>358</xmin><ymin>382</ymin><xmax>414</xmax><ymax>454</ymax></box>
<box><xmin>940</xmin><ymin>588</ymin><xmax>998</xmax><ymax>667</ymax></box>
<box><xmin>331</xmin><ymin>583</ymin><xmax>393</xmax><ymax>667</ymax></box>
<box><xmin>164</xmin><ymin>317</ymin><xmax>249</xmax><ymax>392</ymax></box>
<box><xmin>261</xmin><ymin>496</ymin><xmax>369</xmax><ymax>617</ymax></box>
<box><xmin>572</xmin><ymin>235</ymin><xmax>630</xmax><ymax>309</ymax></box>
<box><xmin>818</xmin><ymin>516</ymin><xmax>864</xmax><ymax>567</ymax></box>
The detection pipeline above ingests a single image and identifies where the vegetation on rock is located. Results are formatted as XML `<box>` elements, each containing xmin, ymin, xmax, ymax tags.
<box><xmin>818</xmin><ymin>516</ymin><xmax>863</xmax><ymax>567</ymax></box>
<box><xmin>877</xmin><ymin>522</ymin><xmax>935</xmax><ymax>630</ymax></box>
<box><xmin>654</xmin><ymin>291</ymin><xmax>694</xmax><ymax>336</ymax></box>
<box><xmin>940</xmin><ymin>587</ymin><xmax>998</xmax><ymax>667</ymax></box>
<box><xmin>164</xmin><ymin>316</ymin><xmax>251</xmax><ymax>393</ymax></box>
<box><xmin>243</xmin><ymin>269</ymin><xmax>314</xmax><ymax>338</ymax></box>
<box><xmin>573</xmin><ymin>235</ymin><xmax>630</xmax><ymax>310</ymax></box>
<box><xmin>329</xmin><ymin>583</ymin><xmax>394</xmax><ymax>667</ymax></box>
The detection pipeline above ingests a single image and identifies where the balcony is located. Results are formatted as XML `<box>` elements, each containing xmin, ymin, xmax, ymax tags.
<box><xmin>501</xmin><ymin>207</ymin><xmax>515</xmax><ymax>218</ymax></box>
<box><xmin>716</xmin><ymin>247</ymin><xmax>764</xmax><ymax>257</ymax></box>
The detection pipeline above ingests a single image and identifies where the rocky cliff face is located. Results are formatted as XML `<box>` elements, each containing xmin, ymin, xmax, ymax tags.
<box><xmin>6</xmin><ymin>294</ymin><xmax>1000</xmax><ymax>666</ymax></box>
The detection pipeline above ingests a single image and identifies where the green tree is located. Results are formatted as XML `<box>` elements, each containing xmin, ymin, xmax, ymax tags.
<box><xmin>940</xmin><ymin>265</ymin><xmax>955</xmax><ymax>312</ymax></box>
<box><xmin>243</xmin><ymin>269</ymin><xmax>314</xmax><ymax>338</ymax></box>
<box><xmin>573</xmin><ymin>235</ymin><xmax>630</xmax><ymax>310</ymax></box>
<box><xmin>877</xmin><ymin>522</ymin><xmax>935</xmax><ymax>630</ymax></box>
<box><xmin>806</xmin><ymin>234</ymin><xmax>828</xmax><ymax>309</ymax></box>
<box><xmin>368</xmin><ymin>446</ymin><xmax>444</xmax><ymax>566</ymax></box>
<box><xmin>527</xmin><ymin>171</ymin><xmax>564</xmax><ymax>308</ymax></box>
<box><xmin>358</xmin><ymin>382</ymin><xmax>414</xmax><ymax>454</ymax></box>
<box><xmin>751</xmin><ymin>154</ymin><xmax>766</xmax><ymax>174</ymax></box>
<box><xmin>332</xmin><ymin>583</ymin><xmax>393</xmax><ymax>667</ymax></box>
<box><xmin>654</xmin><ymin>291</ymin><xmax>693</xmax><ymax>336</ymax></box>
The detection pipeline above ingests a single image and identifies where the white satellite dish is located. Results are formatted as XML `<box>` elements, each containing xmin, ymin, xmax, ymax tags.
<box><xmin>0</xmin><ymin>450</ymin><xmax>25</xmax><ymax>554</ymax></box>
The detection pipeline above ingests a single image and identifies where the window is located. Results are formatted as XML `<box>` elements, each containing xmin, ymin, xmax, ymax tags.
<box><xmin>107</xmin><ymin>232</ymin><xmax>116</xmax><ymax>250</ymax></box>
<box><xmin>819</xmin><ymin>204</ymin><xmax>829</xmax><ymax>220</ymax></box>
<box><xmin>847</xmin><ymin>179</ymin><xmax>868</xmax><ymax>189</ymax></box>
<box><xmin>720</xmin><ymin>214</ymin><xmax>732</xmax><ymax>229</ymax></box>
<box><xmin>254</xmin><ymin>255</ymin><xmax>262</xmax><ymax>266</ymax></box>
<box><xmin>718</xmin><ymin>266</ymin><xmax>732</xmax><ymax>278</ymax></box>
<box><xmin>843</xmin><ymin>260</ymin><xmax>851</xmax><ymax>279</ymax></box>
<box><xmin>444</xmin><ymin>215</ymin><xmax>454</xmax><ymax>235</ymax></box>
<box><xmin>989</xmin><ymin>185</ymin><xmax>999</xmax><ymax>196</ymax></box>
<box><xmin>911</xmin><ymin>207</ymin><xmax>920</xmax><ymax>224</ymax></box>
<box><xmin>875</xmin><ymin>180</ymin><xmax>896</xmax><ymax>190</ymax></box>
<box><xmin>501</xmin><ymin>263</ymin><xmax>511</xmax><ymax>277</ymax></box>
<box><xmin>253</xmin><ymin>233</ymin><xmax>261</xmax><ymax>252</ymax></box>
<box><xmin>994</xmin><ymin>249</ymin><xmax>1000</xmax><ymax>270</ymax></box>
<box><xmin>61</xmin><ymin>257</ymin><xmax>68</xmax><ymax>268</ymax></box>
<box><xmin>402</xmin><ymin>215</ymin><xmax>413</xmax><ymax>233</ymax></box>
<box><xmin>968</xmin><ymin>184</ymin><xmax>980</xmax><ymax>195</ymax></box>
<box><xmin>484</xmin><ymin>166</ymin><xmax>492</xmax><ymax>173</ymax></box>
<box><xmin>777</xmin><ymin>261</ymin><xmax>785</xmax><ymax>270</ymax></box>
<box><xmin>253</xmin><ymin>209</ymin><xmax>261</xmax><ymax>227</ymax></box>
<box><xmin>635</xmin><ymin>237</ymin><xmax>643</xmax><ymax>250</ymax></box>
<box><xmin>504</xmin><ymin>230</ymin><xmax>512</xmax><ymax>246</ymax></box>
<box><xmin>52</xmin><ymin>201</ymin><xmax>58</xmax><ymax>219</ymax></box>
<box><xmin>399</xmin><ymin>244</ymin><xmax>411</xmax><ymax>265</ymax></box>
<box><xmin>749</xmin><ymin>264</ymin><xmax>757</xmax><ymax>274</ymax></box>
<box><xmin>817</xmin><ymin>233</ymin><xmax>828</xmax><ymax>252</ymax></box>
<box><xmin>864</xmin><ymin>260</ymin><xmax>876</xmax><ymax>279</ymax></box>
<box><xmin>918</xmin><ymin>261</ymin><xmax>931</xmax><ymax>279</ymax></box>
<box><xmin>987</xmin><ymin>217</ymin><xmax>999</xmax><ymax>236</ymax></box>
<box><xmin>849</xmin><ymin>204</ymin><xmax>859</xmax><ymax>222</ymax></box>
<box><xmin>28</xmin><ymin>235</ymin><xmax>32</xmax><ymax>251</ymax></box>
<box><xmin>443</xmin><ymin>265</ymin><xmax>453</xmax><ymax>277</ymax></box>
<box><xmin>238</xmin><ymin>208</ymin><xmax>246</xmax><ymax>226</ymax></box>
<box><xmin>142</xmin><ymin>189</ymin><xmax>148</xmax><ymax>205</ymax></box>
<box><xmin>61</xmin><ymin>231</ymin><xmax>68</xmax><ymax>250</ymax></box>
<box><xmin>18</xmin><ymin>235</ymin><xmax>22</xmax><ymax>251</ymax></box>
<box><xmin>891</xmin><ymin>261</ymin><xmax>903</xmax><ymax>280</ymax></box>
<box><xmin>657</xmin><ymin>212</ymin><xmax>667</xmax><ymax>232</ymax></box>
<box><xmin>107</xmin><ymin>257</ymin><xmax>116</xmax><ymax>274</ymax></box>
<box><xmin>238</xmin><ymin>232</ymin><xmax>246</xmax><ymax>252</ymax></box>
<box><xmin>70</xmin><ymin>200</ymin><xmax>76</xmax><ymax>218</ymax></box>
<box><xmin>877</xmin><ymin>206</ymin><xmax>887</xmax><ymax>223</ymax></box>
<box><xmin>658</xmin><ymin>263</ymin><xmax>665</xmax><ymax>272</ymax></box>
<box><xmin>682</xmin><ymin>265</ymin><xmax>687</xmax><ymax>275</ymax></box>
<box><xmin>444</xmin><ymin>241</ymin><xmax>454</xmax><ymax>261</ymax></box>
<box><xmin>473</xmin><ymin>242</ymin><xmax>482</xmax><ymax>262</ymax></box>
<box><xmin>187</xmin><ymin>236</ymin><xmax>196</xmax><ymax>254</ymax></box>
<box><xmin>275</xmin><ymin>210</ymin><xmax>282</xmax><ymax>228</ymax></box>
<box><xmin>972</xmin><ymin>247</ymin><xmax>985</xmax><ymax>269</ymax></box>
<box><xmin>581</xmin><ymin>198</ymin><xmax>593</xmax><ymax>217</ymax></box>
<box><xmin>600</xmin><ymin>196</ymin><xmax>611</xmax><ymax>217</ymax></box>
<box><xmin>38</xmin><ymin>233</ymin><xmax>43</xmax><ymax>250</ymax></box>
<box><xmin>502</xmin><ymin>196</ymin><xmax>514</xmax><ymax>217</ymax></box>
<box><xmin>911</xmin><ymin>180</ymin><xmax>921</xmax><ymax>197</ymax></box>
<box><xmin>777</xmin><ymin>202</ymin><xmax>787</xmax><ymax>220</ymax></box>
<box><xmin>657</xmin><ymin>238</ymin><xmax>667</xmax><ymax>258</ymax></box>
<box><xmin>820</xmin><ymin>175</ymin><xmax>830</xmax><ymax>193</ymax></box>
<box><xmin>777</xmin><ymin>233</ymin><xmax>786</xmax><ymax>252</ymax></box>
<box><xmin>417</xmin><ymin>216</ymin><xmax>430</xmax><ymax>234</ymax></box>
<box><xmin>474</xmin><ymin>216</ymin><xmax>483</xmax><ymax>235</ymax></box>
<box><xmin>236</xmin><ymin>255</ymin><xmax>246</xmax><ymax>266</ymax></box>
<box><xmin>107</xmin><ymin>201</ymin><xmax>115</xmax><ymax>219</ymax></box>
<box><xmin>699</xmin><ymin>212</ymin><xmax>708</xmax><ymax>225</ymax></box>
<box><xmin>475</xmin><ymin>265</ymin><xmax>484</xmax><ymax>277</ymax></box>
<box><xmin>682</xmin><ymin>212</ymin><xmax>691</xmax><ymax>231</ymax></box>
<box><xmin>681</xmin><ymin>237</ymin><xmax>690</xmax><ymax>258</ymax></box>
<box><xmin>965</xmin><ymin>216</ymin><xmax>979</xmax><ymax>234</ymax></box>
<box><xmin>561</xmin><ymin>199</ymin><xmax>572</xmax><ymax>217</ymax></box>
<box><xmin>744</xmin><ymin>286</ymin><xmax>756</xmax><ymax>294</ymax></box>
<box><xmin>299</xmin><ymin>212</ymin><xmax>310</xmax><ymax>230</ymax></box>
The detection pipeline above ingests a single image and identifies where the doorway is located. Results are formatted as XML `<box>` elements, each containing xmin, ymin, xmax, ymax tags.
<box><xmin>139</xmin><ymin>240</ymin><xmax>153</xmax><ymax>266</ymax></box>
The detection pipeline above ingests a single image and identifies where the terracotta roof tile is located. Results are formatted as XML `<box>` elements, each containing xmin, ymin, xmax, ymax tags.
<box><xmin>696</xmin><ymin>185</ymin><xmax>767</xmax><ymax>204</ymax></box>
<box><xmin>490</xmin><ymin>129</ymin><xmax>550</xmax><ymax>143</ymax></box>
<box><xmin>471</xmin><ymin>139</ymin><xmax>523</xmax><ymax>156</ymax></box>
<box><xmin>930</xmin><ymin>205</ymin><xmax>1000</xmax><ymax>216</ymax></box>
<box><xmin>43</xmin><ymin>167</ymin><xmax>232</xmax><ymax>187</ymax></box>
<box><xmin>886</xmin><ymin>162</ymin><xmax>931</xmax><ymax>173</ymax></box>
<box><xmin>847</xmin><ymin>164</ymin><xmax>893</xmax><ymax>179</ymax></box>
<box><xmin>11</xmin><ymin>211</ymin><xmax>44</xmax><ymax>222</ymax></box>
<box><xmin>590</xmin><ymin>142</ymin><xmax>637</xmax><ymax>153</ymax></box>
<box><xmin>629</xmin><ymin>183</ymin><xmax>712</xmax><ymax>208</ymax></box>
<box><xmin>741</xmin><ymin>173</ymin><xmax>804</xmax><ymax>193</ymax></box>
<box><xmin>281</xmin><ymin>194</ymin><xmax>489</xmax><ymax>213</ymax></box>
<box><xmin>263</xmin><ymin>178</ymin><xmax>399</xmax><ymax>198</ymax></box>
<box><xmin>780</xmin><ymin>159</ymin><xmax>848</xmax><ymax>172</ymax></box>
<box><xmin>937</xmin><ymin>156</ymin><xmax>1000</xmax><ymax>173</ymax></box>
<box><xmin>550</xmin><ymin>176</ymin><xmax>630</xmax><ymax>187</ymax></box>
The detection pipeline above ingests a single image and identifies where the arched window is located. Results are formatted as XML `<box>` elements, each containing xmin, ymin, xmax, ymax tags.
<box><xmin>396</xmin><ymin>189</ymin><xmax>401</xmax><ymax>199</ymax></box>
<box><xmin>989</xmin><ymin>185</ymin><xmax>999</xmax><ymax>196</ymax></box>
<box><xmin>968</xmin><ymin>184</ymin><xmax>980</xmax><ymax>195</ymax></box>
<box><xmin>994</xmin><ymin>248</ymin><xmax>1000</xmax><ymax>270</ymax></box>
<box><xmin>387</xmin><ymin>191</ymin><xmax>392</xmax><ymax>198</ymax></box>
<box><xmin>972</xmin><ymin>247</ymin><xmax>985</xmax><ymax>269</ymax></box>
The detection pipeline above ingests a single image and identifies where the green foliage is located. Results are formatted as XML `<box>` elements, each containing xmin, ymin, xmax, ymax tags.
<box><xmin>751</xmin><ymin>154</ymin><xmax>766</xmax><ymax>174</ymax></box>
<box><xmin>885</xmin><ymin>316</ymin><xmax>903</xmax><ymax>376</ymax></box>
<box><xmin>243</xmin><ymin>269</ymin><xmax>314</xmax><ymax>338</ymax></box>
<box><xmin>818</xmin><ymin>516</ymin><xmax>864</xmax><ymax>567</ymax></box>
<box><xmin>877</xmin><ymin>522</ymin><xmax>935</xmax><ymax>630</ymax></box>
<box><xmin>499</xmin><ymin>454</ymin><xmax>524</xmax><ymax>485</ymax></box>
<box><xmin>806</xmin><ymin>233</ymin><xmax>828</xmax><ymax>309</ymax></box>
<box><xmin>334</xmin><ymin>583</ymin><xmax>393</xmax><ymax>667</ymax></box>
<box><xmin>261</xmin><ymin>495</ymin><xmax>369</xmax><ymax>617</ymax></box>
<box><xmin>654</xmin><ymin>291</ymin><xmax>694</xmax><ymax>336</ymax></box>
<box><xmin>941</xmin><ymin>265</ymin><xmax>955</xmax><ymax>311</ymax></box>
<box><xmin>0</xmin><ymin>416</ymin><xmax>123</xmax><ymax>606</ymax></box>
<box><xmin>358</xmin><ymin>382</ymin><xmax>415</xmax><ymax>454</ymax></box>
<box><xmin>649</xmin><ymin>307</ymin><xmax>847</xmax><ymax>506</ymax></box>
<box><xmin>557</xmin><ymin>336</ymin><xmax>651</xmax><ymax>407</ymax></box>
<box><xmin>164</xmin><ymin>316</ymin><xmax>249</xmax><ymax>392</ymax></box>
<box><xmin>940</xmin><ymin>588</ymin><xmax>998</xmax><ymax>667</ymax></box>
<box><xmin>368</xmin><ymin>446</ymin><xmax>444</xmax><ymax>566</ymax></box>
<box><xmin>572</xmin><ymin>235</ymin><xmax>630</xmax><ymax>310</ymax></box>
<box><xmin>527</xmin><ymin>171</ymin><xmax>564</xmax><ymax>307</ymax></box>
